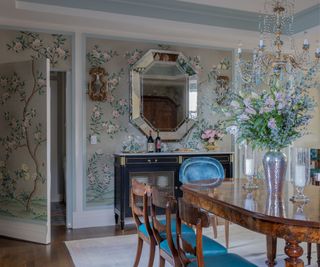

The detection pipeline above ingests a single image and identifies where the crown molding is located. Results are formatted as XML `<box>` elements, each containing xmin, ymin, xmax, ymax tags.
<box><xmin>16</xmin><ymin>0</ymin><xmax>319</xmax><ymax>33</ymax></box>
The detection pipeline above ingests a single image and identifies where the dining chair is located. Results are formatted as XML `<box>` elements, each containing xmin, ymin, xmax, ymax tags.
<box><xmin>131</xmin><ymin>179</ymin><xmax>156</xmax><ymax>267</ymax></box>
<box><xmin>150</xmin><ymin>187</ymin><xmax>186</xmax><ymax>267</ymax></box>
<box><xmin>179</xmin><ymin>156</ymin><xmax>230</xmax><ymax>247</ymax></box>
<box><xmin>157</xmin><ymin>196</ymin><xmax>228</xmax><ymax>267</ymax></box>
<box><xmin>175</xmin><ymin>198</ymin><xmax>258</xmax><ymax>267</ymax></box>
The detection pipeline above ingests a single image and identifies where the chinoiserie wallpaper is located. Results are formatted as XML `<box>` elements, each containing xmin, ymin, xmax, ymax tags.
<box><xmin>86</xmin><ymin>38</ymin><xmax>233</xmax><ymax>207</ymax></box>
<box><xmin>0</xmin><ymin>30</ymin><xmax>71</xmax><ymax>222</ymax></box>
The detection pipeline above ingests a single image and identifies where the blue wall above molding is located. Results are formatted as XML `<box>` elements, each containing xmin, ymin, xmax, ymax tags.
<box><xmin>18</xmin><ymin>0</ymin><xmax>320</xmax><ymax>33</ymax></box>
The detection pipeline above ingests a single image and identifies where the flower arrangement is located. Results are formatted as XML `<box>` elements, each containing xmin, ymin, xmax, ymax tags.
<box><xmin>201</xmin><ymin>128</ymin><xmax>223</xmax><ymax>147</ymax></box>
<box><xmin>221</xmin><ymin>83</ymin><xmax>315</xmax><ymax>150</ymax></box>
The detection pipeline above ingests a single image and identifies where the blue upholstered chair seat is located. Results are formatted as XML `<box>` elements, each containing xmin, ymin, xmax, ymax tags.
<box><xmin>138</xmin><ymin>219</ymin><xmax>194</xmax><ymax>238</ymax></box>
<box><xmin>179</xmin><ymin>157</ymin><xmax>225</xmax><ymax>187</ymax></box>
<box><xmin>160</xmin><ymin>233</ymin><xmax>227</xmax><ymax>257</ymax></box>
<box><xmin>188</xmin><ymin>253</ymin><xmax>257</xmax><ymax>267</ymax></box>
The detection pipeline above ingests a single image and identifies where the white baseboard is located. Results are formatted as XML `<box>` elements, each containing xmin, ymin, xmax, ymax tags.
<box><xmin>0</xmin><ymin>218</ymin><xmax>49</xmax><ymax>244</ymax></box>
<box><xmin>72</xmin><ymin>209</ymin><xmax>116</xmax><ymax>228</ymax></box>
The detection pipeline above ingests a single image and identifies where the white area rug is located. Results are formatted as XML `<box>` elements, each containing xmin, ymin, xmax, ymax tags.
<box><xmin>65</xmin><ymin>224</ymin><xmax>318</xmax><ymax>267</ymax></box>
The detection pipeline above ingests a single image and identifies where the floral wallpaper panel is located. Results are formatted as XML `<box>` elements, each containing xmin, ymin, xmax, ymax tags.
<box><xmin>0</xmin><ymin>29</ymin><xmax>71</xmax><ymax>222</ymax></box>
<box><xmin>86</xmin><ymin>38</ymin><xmax>233</xmax><ymax>207</ymax></box>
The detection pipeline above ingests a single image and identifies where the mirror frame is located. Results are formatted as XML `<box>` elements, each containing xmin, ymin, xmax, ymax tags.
<box><xmin>130</xmin><ymin>49</ymin><xmax>198</xmax><ymax>141</ymax></box>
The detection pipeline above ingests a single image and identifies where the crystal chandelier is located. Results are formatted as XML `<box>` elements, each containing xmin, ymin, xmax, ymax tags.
<box><xmin>236</xmin><ymin>0</ymin><xmax>320</xmax><ymax>91</ymax></box>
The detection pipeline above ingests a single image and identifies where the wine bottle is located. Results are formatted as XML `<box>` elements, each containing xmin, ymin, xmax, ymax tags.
<box><xmin>155</xmin><ymin>130</ymin><xmax>161</xmax><ymax>152</ymax></box>
<box><xmin>147</xmin><ymin>130</ymin><xmax>154</xmax><ymax>153</ymax></box>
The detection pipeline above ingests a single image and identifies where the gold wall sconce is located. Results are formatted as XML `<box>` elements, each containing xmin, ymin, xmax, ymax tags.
<box><xmin>88</xmin><ymin>67</ymin><xmax>108</xmax><ymax>101</ymax></box>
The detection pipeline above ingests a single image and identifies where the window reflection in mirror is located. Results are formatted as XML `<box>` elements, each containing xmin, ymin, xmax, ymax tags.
<box><xmin>188</xmin><ymin>76</ymin><xmax>197</xmax><ymax>119</ymax></box>
<box><xmin>142</xmin><ymin>61</ymin><xmax>187</xmax><ymax>131</ymax></box>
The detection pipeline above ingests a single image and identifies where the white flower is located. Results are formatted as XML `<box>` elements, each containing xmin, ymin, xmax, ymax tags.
<box><xmin>112</xmin><ymin>110</ymin><xmax>119</xmax><ymax>118</ymax></box>
<box><xmin>32</xmin><ymin>173</ymin><xmax>38</xmax><ymax>180</ymax></box>
<box><xmin>106</xmin><ymin>94</ymin><xmax>114</xmax><ymax>103</ymax></box>
<box><xmin>37</xmin><ymin>79</ymin><xmax>46</xmax><ymax>87</ymax></box>
<box><xmin>226</xmin><ymin>126</ymin><xmax>239</xmax><ymax>135</ymax></box>
<box><xmin>94</xmin><ymin>111</ymin><xmax>100</xmax><ymax>118</ymax></box>
<box><xmin>32</xmin><ymin>39</ymin><xmax>41</xmax><ymax>49</ymax></box>
<box><xmin>34</xmin><ymin>132</ymin><xmax>41</xmax><ymax>141</ymax></box>
<box><xmin>251</xmin><ymin>92</ymin><xmax>259</xmax><ymax>99</ymax></box>
<box><xmin>13</xmin><ymin>42</ymin><xmax>22</xmax><ymax>52</ymax></box>
<box><xmin>56</xmin><ymin>47</ymin><xmax>66</xmax><ymax>58</ymax></box>
<box><xmin>110</xmin><ymin>78</ymin><xmax>118</xmax><ymax>87</ymax></box>
<box><xmin>119</xmin><ymin>98</ymin><xmax>127</xmax><ymax>106</ymax></box>
<box><xmin>103</xmin><ymin>52</ymin><xmax>111</xmax><ymax>61</ymax></box>
<box><xmin>92</xmin><ymin>49</ymin><xmax>100</xmax><ymax>58</ymax></box>
<box><xmin>21</xmin><ymin>163</ymin><xmax>29</xmax><ymax>172</ymax></box>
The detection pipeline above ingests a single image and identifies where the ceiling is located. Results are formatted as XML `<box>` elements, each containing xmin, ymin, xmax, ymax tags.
<box><xmin>15</xmin><ymin>0</ymin><xmax>320</xmax><ymax>33</ymax></box>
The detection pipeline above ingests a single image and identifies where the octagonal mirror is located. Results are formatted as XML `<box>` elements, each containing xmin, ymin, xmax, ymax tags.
<box><xmin>130</xmin><ymin>49</ymin><xmax>198</xmax><ymax>141</ymax></box>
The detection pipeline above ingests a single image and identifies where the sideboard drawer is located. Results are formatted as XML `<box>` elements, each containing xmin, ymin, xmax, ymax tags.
<box><xmin>126</xmin><ymin>156</ymin><xmax>179</xmax><ymax>165</ymax></box>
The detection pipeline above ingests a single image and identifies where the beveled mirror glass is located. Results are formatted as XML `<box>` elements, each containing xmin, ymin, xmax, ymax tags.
<box><xmin>130</xmin><ymin>49</ymin><xmax>198</xmax><ymax>141</ymax></box>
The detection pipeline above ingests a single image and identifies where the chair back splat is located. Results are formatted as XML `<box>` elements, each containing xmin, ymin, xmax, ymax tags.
<box><xmin>131</xmin><ymin>179</ymin><xmax>156</xmax><ymax>267</ymax></box>
<box><xmin>177</xmin><ymin>198</ymin><xmax>210</xmax><ymax>266</ymax></box>
<box><xmin>151</xmin><ymin>187</ymin><xmax>181</xmax><ymax>266</ymax></box>
<box><xmin>131</xmin><ymin>179</ymin><xmax>153</xmax><ymax>238</ymax></box>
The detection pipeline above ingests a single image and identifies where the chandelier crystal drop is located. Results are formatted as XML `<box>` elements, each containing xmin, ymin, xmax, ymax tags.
<box><xmin>236</xmin><ymin>0</ymin><xmax>320</xmax><ymax>91</ymax></box>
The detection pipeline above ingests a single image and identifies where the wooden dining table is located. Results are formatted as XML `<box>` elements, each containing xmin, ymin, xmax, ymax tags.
<box><xmin>182</xmin><ymin>178</ymin><xmax>320</xmax><ymax>267</ymax></box>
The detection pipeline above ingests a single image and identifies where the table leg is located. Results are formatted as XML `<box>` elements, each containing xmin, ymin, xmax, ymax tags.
<box><xmin>266</xmin><ymin>235</ymin><xmax>277</xmax><ymax>266</ymax></box>
<box><xmin>284</xmin><ymin>240</ymin><xmax>304</xmax><ymax>267</ymax></box>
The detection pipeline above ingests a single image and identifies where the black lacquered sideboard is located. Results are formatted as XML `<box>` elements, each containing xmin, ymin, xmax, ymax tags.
<box><xmin>114</xmin><ymin>152</ymin><xmax>234</xmax><ymax>230</ymax></box>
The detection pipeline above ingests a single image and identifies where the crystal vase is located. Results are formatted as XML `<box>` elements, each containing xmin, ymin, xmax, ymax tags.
<box><xmin>263</xmin><ymin>150</ymin><xmax>287</xmax><ymax>197</ymax></box>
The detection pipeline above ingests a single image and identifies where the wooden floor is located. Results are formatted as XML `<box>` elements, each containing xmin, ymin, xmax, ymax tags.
<box><xmin>0</xmin><ymin>224</ymin><xmax>136</xmax><ymax>267</ymax></box>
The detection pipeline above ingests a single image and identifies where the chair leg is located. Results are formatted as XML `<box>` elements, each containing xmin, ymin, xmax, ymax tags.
<box><xmin>148</xmin><ymin>240</ymin><xmax>156</xmax><ymax>267</ymax></box>
<box><xmin>224</xmin><ymin>220</ymin><xmax>230</xmax><ymax>249</ymax></box>
<box><xmin>307</xmin><ymin>242</ymin><xmax>312</xmax><ymax>265</ymax></box>
<box><xmin>317</xmin><ymin>244</ymin><xmax>320</xmax><ymax>267</ymax></box>
<box><xmin>133</xmin><ymin>237</ymin><xmax>143</xmax><ymax>267</ymax></box>
<box><xmin>210</xmin><ymin>215</ymin><xmax>218</xmax><ymax>239</ymax></box>
<box><xmin>159</xmin><ymin>255</ymin><xmax>165</xmax><ymax>267</ymax></box>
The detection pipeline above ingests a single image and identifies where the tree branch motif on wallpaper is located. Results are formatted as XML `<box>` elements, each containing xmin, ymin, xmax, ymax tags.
<box><xmin>0</xmin><ymin>62</ymin><xmax>47</xmax><ymax>219</ymax></box>
<box><xmin>7</xmin><ymin>31</ymin><xmax>70</xmax><ymax>67</ymax></box>
<box><xmin>0</xmin><ymin>31</ymin><xmax>70</xmax><ymax>220</ymax></box>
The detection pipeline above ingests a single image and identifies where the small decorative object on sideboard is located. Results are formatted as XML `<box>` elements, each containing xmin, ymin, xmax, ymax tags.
<box><xmin>290</xmin><ymin>147</ymin><xmax>311</xmax><ymax>203</ymax></box>
<box><xmin>201</xmin><ymin>127</ymin><xmax>223</xmax><ymax>151</ymax></box>
<box><xmin>147</xmin><ymin>130</ymin><xmax>154</xmax><ymax>153</ymax></box>
<box><xmin>155</xmin><ymin>130</ymin><xmax>161</xmax><ymax>152</ymax></box>
<box><xmin>121</xmin><ymin>135</ymin><xmax>144</xmax><ymax>153</ymax></box>
<box><xmin>88</xmin><ymin>67</ymin><xmax>108</xmax><ymax>101</ymax></box>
